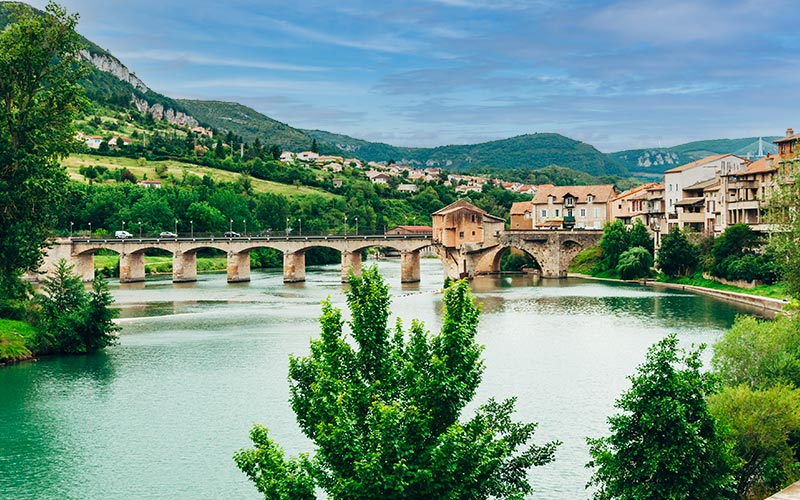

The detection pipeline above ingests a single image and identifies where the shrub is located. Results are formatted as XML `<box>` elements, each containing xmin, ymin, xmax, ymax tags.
<box><xmin>616</xmin><ymin>246</ymin><xmax>653</xmax><ymax>280</ymax></box>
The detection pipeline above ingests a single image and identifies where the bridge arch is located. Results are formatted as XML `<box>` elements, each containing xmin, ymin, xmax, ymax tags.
<box><xmin>477</xmin><ymin>246</ymin><xmax>543</xmax><ymax>275</ymax></box>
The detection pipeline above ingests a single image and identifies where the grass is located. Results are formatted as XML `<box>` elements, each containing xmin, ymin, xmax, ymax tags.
<box><xmin>0</xmin><ymin>319</ymin><xmax>37</xmax><ymax>362</ymax></box>
<box><xmin>658</xmin><ymin>273</ymin><xmax>790</xmax><ymax>300</ymax></box>
<box><xmin>62</xmin><ymin>153</ymin><xmax>336</xmax><ymax>199</ymax></box>
<box><xmin>568</xmin><ymin>246</ymin><xmax>602</xmax><ymax>274</ymax></box>
<box><xmin>94</xmin><ymin>254</ymin><xmax>228</xmax><ymax>275</ymax></box>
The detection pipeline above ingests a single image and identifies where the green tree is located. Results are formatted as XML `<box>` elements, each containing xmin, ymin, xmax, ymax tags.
<box><xmin>627</xmin><ymin>219</ymin><xmax>654</xmax><ymax>254</ymax></box>
<box><xmin>766</xmin><ymin>171</ymin><xmax>800</xmax><ymax>297</ymax></box>
<box><xmin>235</xmin><ymin>268</ymin><xmax>559</xmax><ymax>499</ymax></box>
<box><xmin>656</xmin><ymin>226</ymin><xmax>700</xmax><ymax>278</ymax></box>
<box><xmin>615</xmin><ymin>246</ymin><xmax>652</xmax><ymax>280</ymax></box>
<box><xmin>0</xmin><ymin>1</ymin><xmax>87</xmax><ymax>298</ymax></box>
<box><xmin>587</xmin><ymin>334</ymin><xmax>734</xmax><ymax>500</ymax></box>
<box><xmin>598</xmin><ymin>220</ymin><xmax>629</xmax><ymax>271</ymax></box>
<box><xmin>36</xmin><ymin>259</ymin><xmax>118</xmax><ymax>353</ymax></box>
<box><xmin>709</xmin><ymin>384</ymin><xmax>800</xmax><ymax>500</ymax></box>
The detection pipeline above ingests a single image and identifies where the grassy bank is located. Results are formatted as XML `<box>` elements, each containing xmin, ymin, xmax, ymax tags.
<box><xmin>0</xmin><ymin>319</ymin><xmax>37</xmax><ymax>363</ymax></box>
<box><xmin>658</xmin><ymin>274</ymin><xmax>789</xmax><ymax>300</ymax></box>
<box><xmin>95</xmin><ymin>254</ymin><xmax>229</xmax><ymax>276</ymax></box>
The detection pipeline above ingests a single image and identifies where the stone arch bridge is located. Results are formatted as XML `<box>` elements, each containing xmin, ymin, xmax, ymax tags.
<box><xmin>40</xmin><ymin>235</ymin><xmax>433</xmax><ymax>284</ymax></box>
<box><xmin>38</xmin><ymin>229</ymin><xmax>602</xmax><ymax>285</ymax></box>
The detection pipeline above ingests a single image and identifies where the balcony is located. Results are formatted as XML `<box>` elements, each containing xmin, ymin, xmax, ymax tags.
<box><xmin>678</xmin><ymin>212</ymin><xmax>705</xmax><ymax>224</ymax></box>
<box><xmin>728</xmin><ymin>200</ymin><xmax>760</xmax><ymax>210</ymax></box>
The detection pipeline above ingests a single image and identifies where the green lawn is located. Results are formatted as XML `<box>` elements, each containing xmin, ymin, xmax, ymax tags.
<box><xmin>0</xmin><ymin>319</ymin><xmax>37</xmax><ymax>362</ymax></box>
<box><xmin>62</xmin><ymin>153</ymin><xmax>336</xmax><ymax>199</ymax></box>
<box><xmin>659</xmin><ymin>274</ymin><xmax>790</xmax><ymax>300</ymax></box>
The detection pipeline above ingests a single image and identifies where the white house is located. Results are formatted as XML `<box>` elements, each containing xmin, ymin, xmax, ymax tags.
<box><xmin>663</xmin><ymin>154</ymin><xmax>747</xmax><ymax>216</ymax></box>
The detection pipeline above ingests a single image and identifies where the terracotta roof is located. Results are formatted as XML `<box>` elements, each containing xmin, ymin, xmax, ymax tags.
<box><xmin>532</xmin><ymin>184</ymin><xmax>617</xmax><ymax>204</ymax></box>
<box><xmin>612</xmin><ymin>182</ymin><xmax>661</xmax><ymax>202</ymax></box>
<box><xmin>675</xmin><ymin>197</ymin><xmax>704</xmax><ymax>206</ymax></box>
<box><xmin>773</xmin><ymin>133</ymin><xmax>800</xmax><ymax>144</ymax></box>
<box><xmin>432</xmin><ymin>199</ymin><xmax>504</xmax><ymax>221</ymax></box>
<box><xmin>663</xmin><ymin>153</ymin><xmax>742</xmax><ymax>174</ymax></box>
<box><xmin>510</xmin><ymin>201</ymin><xmax>533</xmax><ymax>215</ymax></box>
<box><xmin>738</xmin><ymin>155</ymin><xmax>779</xmax><ymax>175</ymax></box>
<box><xmin>684</xmin><ymin>178</ymin><xmax>719</xmax><ymax>191</ymax></box>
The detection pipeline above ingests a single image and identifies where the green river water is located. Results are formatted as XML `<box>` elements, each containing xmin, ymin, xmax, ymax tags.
<box><xmin>0</xmin><ymin>259</ymin><xmax>760</xmax><ymax>499</ymax></box>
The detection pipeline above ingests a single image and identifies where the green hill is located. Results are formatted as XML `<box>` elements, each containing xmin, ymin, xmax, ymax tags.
<box><xmin>177</xmin><ymin>100</ymin><xmax>323</xmax><ymax>152</ymax></box>
<box><xmin>610</xmin><ymin>137</ymin><xmax>780</xmax><ymax>175</ymax></box>
<box><xmin>304</xmin><ymin>130</ymin><xmax>627</xmax><ymax>177</ymax></box>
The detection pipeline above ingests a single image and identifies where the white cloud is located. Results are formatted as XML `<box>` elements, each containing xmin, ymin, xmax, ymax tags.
<box><xmin>115</xmin><ymin>50</ymin><xmax>326</xmax><ymax>72</ymax></box>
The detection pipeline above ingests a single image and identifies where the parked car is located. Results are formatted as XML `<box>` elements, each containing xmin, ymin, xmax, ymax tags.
<box><xmin>224</xmin><ymin>231</ymin><xmax>240</xmax><ymax>238</ymax></box>
<box><xmin>115</xmin><ymin>230</ymin><xmax>133</xmax><ymax>239</ymax></box>
<box><xmin>159</xmin><ymin>231</ymin><xmax>178</xmax><ymax>238</ymax></box>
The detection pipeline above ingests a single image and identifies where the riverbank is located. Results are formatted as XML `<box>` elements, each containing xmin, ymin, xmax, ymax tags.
<box><xmin>568</xmin><ymin>273</ymin><xmax>790</xmax><ymax>317</ymax></box>
<box><xmin>0</xmin><ymin>319</ymin><xmax>36</xmax><ymax>364</ymax></box>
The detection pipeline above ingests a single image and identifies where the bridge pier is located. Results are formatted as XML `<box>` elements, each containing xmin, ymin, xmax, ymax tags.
<box><xmin>400</xmin><ymin>250</ymin><xmax>420</xmax><ymax>283</ymax></box>
<box><xmin>119</xmin><ymin>252</ymin><xmax>145</xmax><ymax>283</ymax></box>
<box><xmin>173</xmin><ymin>251</ymin><xmax>197</xmax><ymax>282</ymax></box>
<box><xmin>227</xmin><ymin>251</ymin><xmax>251</xmax><ymax>283</ymax></box>
<box><xmin>283</xmin><ymin>251</ymin><xmax>306</xmax><ymax>283</ymax></box>
<box><xmin>341</xmin><ymin>250</ymin><xmax>362</xmax><ymax>282</ymax></box>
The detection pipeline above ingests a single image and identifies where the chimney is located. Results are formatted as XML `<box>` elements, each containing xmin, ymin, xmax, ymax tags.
<box><xmin>787</xmin><ymin>128</ymin><xmax>795</xmax><ymax>137</ymax></box>
<box><xmin>766</xmin><ymin>154</ymin><xmax>774</xmax><ymax>168</ymax></box>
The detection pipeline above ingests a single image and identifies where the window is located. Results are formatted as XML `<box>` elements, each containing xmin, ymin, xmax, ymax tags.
<box><xmin>555</xmin><ymin>209</ymin><xmax>561</xmax><ymax>217</ymax></box>
<box><xmin>472</xmin><ymin>231</ymin><xmax>475</xmax><ymax>236</ymax></box>
<box><xmin>565</xmin><ymin>196</ymin><xmax>575</xmax><ymax>207</ymax></box>
<box><xmin>471</xmin><ymin>214</ymin><xmax>475</xmax><ymax>223</ymax></box>
<box><xmin>541</xmin><ymin>209</ymin><xmax>548</xmax><ymax>218</ymax></box>
<box><xmin>459</xmin><ymin>231</ymin><xmax>464</xmax><ymax>238</ymax></box>
<box><xmin>579</xmin><ymin>208</ymin><xmax>586</xmax><ymax>217</ymax></box>
<box><xmin>587</xmin><ymin>195</ymin><xmax>594</xmax><ymax>202</ymax></box>
<box><xmin>594</xmin><ymin>208</ymin><xmax>600</xmax><ymax>217</ymax></box>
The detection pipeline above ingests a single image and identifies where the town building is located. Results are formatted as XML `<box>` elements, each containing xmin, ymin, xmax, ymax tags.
<box><xmin>528</xmin><ymin>184</ymin><xmax>617</xmax><ymax>230</ymax></box>
<box><xmin>432</xmin><ymin>199</ymin><xmax>504</xmax><ymax>247</ymax></box>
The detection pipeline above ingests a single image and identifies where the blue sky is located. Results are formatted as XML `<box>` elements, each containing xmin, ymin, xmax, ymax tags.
<box><xmin>31</xmin><ymin>0</ymin><xmax>800</xmax><ymax>152</ymax></box>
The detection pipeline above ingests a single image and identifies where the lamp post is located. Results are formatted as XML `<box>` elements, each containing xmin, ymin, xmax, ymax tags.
<box><xmin>354</xmin><ymin>216</ymin><xmax>358</xmax><ymax>236</ymax></box>
<box><xmin>70</xmin><ymin>221</ymin><xmax>74</xmax><ymax>237</ymax></box>
<box><xmin>190</xmin><ymin>220</ymin><xmax>193</xmax><ymax>239</ymax></box>
<box><xmin>138</xmin><ymin>220</ymin><xmax>142</xmax><ymax>238</ymax></box>
<box><xmin>229</xmin><ymin>219</ymin><xmax>233</xmax><ymax>234</ymax></box>
<box><xmin>344</xmin><ymin>215</ymin><xmax>348</xmax><ymax>236</ymax></box>
<box><xmin>286</xmin><ymin>217</ymin><xmax>290</xmax><ymax>236</ymax></box>
<box><xmin>243</xmin><ymin>219</ymin><xmax>247</xmax><ymax>237</ymax></box>
<box><xmin>88</xmin><ymin>222</ymin><xmax>92</xmax><ymax>238</ymax></box>
<box><xmin>174</xmin><ymin>219</ymin><xmax>178</xmax><ymax>236</ymax></box>
<box><xmin>298</xmin><ymin>218</ymin><xmax>302</xmax><ymax>236</ymax></box>
<box><xmin>122</xmin><ymin>220</ymin><xmax>126</xmax><ymax>233</ymax></box>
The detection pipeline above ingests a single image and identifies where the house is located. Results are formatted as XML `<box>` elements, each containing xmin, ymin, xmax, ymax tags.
<box><xmin>324</xmin><ymin>162</ymin><xmax>343</xmax><ymax>173</ymax></box>
<box><xmin>610</xmin><ymin>182</ymin><xmax>662</xmax><ymax>225</ymax></box>
<box><xmin>774</xmin><ymin>127</ymin><xmax>799</xmax><ymax>158</ymax></box>
<box><xmin>280</xmin><ymin>151</ymin><xmax>295</xmax><ymax>163</ymax></box>
<box><xmin>530</xmin><ymin>184</ymin><xmax>617</xmax><ymax>229</ymax></box>
<box><xmin>366</xmin><ymin>170</ymin><xmax>391</xmax><ymax>184</ymax></box>
<box><xmin>296</xmin><ymin>151</ymin><xmax>319</xmax><ymax>161</ymax></box>
<box><xmin>136</xmin><ymin>180</ymin><xmax>162</xmax><ymax>189</ymax></box>
<box><xmin>386</xmin><ymin>225</ymin><xmax>432</xmax><ymax>235</ymax></box>
<box><xmin>332</xmin><ymin>178</ymin><xmax>343</xmax><ymax>188</ymax></box>
<box><xmin>663</xmin><ymin>154</ymin><xmax>747</xmax><ymax>219</ymax></box>
<box><xmin>455</xmin><ymin>184</ymin><xmax>483</xmax><ymax>194</ymax></box>
<box><xmin>720</xmin><ymin>154</ymin><xmax>779</xmax><ymax>232</ymax></box>
<box><xmin>675</xmin><ymin>177</ymin><xmax>719</xmax><ymax>234</ymax></box>
<box><xmin>510</xmin><ymin>201</ymin><xmax>535</xmax><ymax>229</ymax></box>
<box><xmin>432</xmin><ymin>199</ymin><xmax>505</xmax><ymax>248</ymax></box>
<box><xmin>397</xmin><ymin>183</ymin><xmax>418</xmax><ymax>193</ymax></box>
<box><xmin>191</xmin><ymin>126</ymin><xmax>213</xmax><ymax>138</ymax></box>
<box><xmin>85</xmin><ymin>136</ymin><xmax>103</xmax><ymax>149</ymax></box>
<box><xmin>316</xmin><ymin>155</ymin><xmax>344</xmax><ymax>165</ymax></box>
<box><xmin>108</xmin><ymin>136</ymin><xmax>133</xmax><ymax>147</ymax></box>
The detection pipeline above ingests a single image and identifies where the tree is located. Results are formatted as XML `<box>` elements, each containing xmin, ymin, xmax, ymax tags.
<box><xmin>709</xmin><ymin>384</ymin><xmax>800</xmax><ymax>500</ymax></box>
<box><xmin>598</xmin><ymin>220</ymin><xmax>629</xmax><ymax>271</ymax></box>
<box><xmin>0</xmin><ymin>1</ymin><xmax>87</xmax><ymax>298</ymax></box>
<box><xmin>615</xmin><ymin>246</ymin><xmax>652</xmax><ymax>280</ymax></box>
<box><xmin>627</xmin><ymin>219</ymin><xmax>654</xmax><ymax>255</ymax></box>
<box><xmin>310</xmin><ymin>138</ymin><xmax>318</xmax><ymax>154</ymax></box>
<box><xmin>587</xmin><ymin>334</ymin><xmax>734</xmax><ymax>500</ymax></box>
<box><xmin>766</xmin><ymin>171</ymin><xmax>800</xmax><ymax>297</ymax></box>
<box><xmin>36</xmin><ymin>259</ymin><xmax>118</xmax><ymax>353</ymax></box>
<box><xmin>235</xmin><ymin>268</ymin><xmax>559</xmax><ymax>499</ymax></box>
<box><xmin>656</xmin><ymin>226</ymin><xmax>700</xmax><ymax>278</ymax></box>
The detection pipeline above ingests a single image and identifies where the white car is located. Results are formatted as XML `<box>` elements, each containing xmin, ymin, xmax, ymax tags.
<box><xmin>115</xmin><ymin>230</ymin><xmax>133</xmax><ymax>239</ymax></box>
<box><xmin>159</xmin><ymin>231</ymin><xmax>178</xmax><ymax>238</ymax></box>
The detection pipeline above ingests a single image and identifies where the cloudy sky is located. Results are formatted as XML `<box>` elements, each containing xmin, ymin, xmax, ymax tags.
<box><xmin>29</xmin><ymin>0</ymin><xmax>800</xmax><ymax>151</ymax></box>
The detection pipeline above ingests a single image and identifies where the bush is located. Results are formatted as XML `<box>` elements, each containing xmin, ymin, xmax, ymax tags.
<box><xmin>657</xmin><ymin>227</ymin><xmax>700</xmax><ymax>278</ymax></box>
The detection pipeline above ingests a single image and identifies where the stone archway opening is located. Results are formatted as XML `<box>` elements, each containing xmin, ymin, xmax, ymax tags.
<box><xmin>493</xmin><ymin>247</ymin><xmax>542</xmax><ymax>274</ymax></box>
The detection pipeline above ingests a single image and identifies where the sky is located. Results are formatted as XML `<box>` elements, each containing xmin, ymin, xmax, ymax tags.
<box><xmin>27</xmin><ymin>0</ymin><xmax>800</xmax><ymax>152</ymax></box>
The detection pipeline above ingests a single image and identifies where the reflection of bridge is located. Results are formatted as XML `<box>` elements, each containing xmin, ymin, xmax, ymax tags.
<box><xmin>40</xmin><ymin>235</ymin><xmax>433</xmax><ymax>284</ymax></box>
<box><xmin>36</xmin><ymin>200</ymin><xmax>604</xmax><ymax>285</ymax></box>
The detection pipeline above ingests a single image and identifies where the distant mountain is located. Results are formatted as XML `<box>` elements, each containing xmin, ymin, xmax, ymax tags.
<box><xmin>304</xmin><ymin>130</ymin><xmax>627</xmax><ymax>177</ymax></box>
<box><xmin>610</xmin><ymin>137</ymin><xmax>780</xmax><ymax>175</ymax></box>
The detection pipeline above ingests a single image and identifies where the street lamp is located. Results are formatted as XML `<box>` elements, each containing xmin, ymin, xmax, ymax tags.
<box><xmin>286</xmin><ymin>217</ymin><xmax>290</xmax><ymax>236</ymax></box>
<box><xmin>190</xmin><ymin>220</ymin><xmax>193</xmax><ymax>239</ymax></box>
<box><xmin>298</xmin><ymin>218</ymin><xmax>302</xmax><ymax>236</ymax></box>
<box><xmin>70</xmin><ymin>221</ymin><xmax>74</xmax><ymax>237</ymax></box>
<box><xmin>243</xmin><ymin>219</ymin><xmax>247</xmax><ymax>237</ymax></box>
<box><xmin>174</xmin><ymin>219</ymin><xmax>178</xmax><ymax>236</ymax></box>
<box><xmin>354</xmin><ymin>216</ymin><xmax>358</xmax><ymax>236</ymax></box>
<box><xmin>137</xmin><ymin>220</ymin><xmax>142</xmax><ymax>238</ymax></box>
<box><xmin>344</xmin><ymin>215</ymin><xmax>348</xmax><ymax>236</ymax></box>
<box><xmin>88</xmin><ymin>222</ymin><xmax>92</xmax><ymax>238</ymax></box>
<box><xmin>229</xmin><ymin>219</ymin><xmax>233</xmax><ymax>234</ymax></box>
<box><xmin>122</xmin><ymin>220</ymin><xmax>126</xmax><ymax>233</ymax></box>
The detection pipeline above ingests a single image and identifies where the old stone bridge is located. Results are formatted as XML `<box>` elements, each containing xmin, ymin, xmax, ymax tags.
<box><xmin>36</xmin><ymin>200</ymin><xmax>602</xmax><ymax>284</ymax></box>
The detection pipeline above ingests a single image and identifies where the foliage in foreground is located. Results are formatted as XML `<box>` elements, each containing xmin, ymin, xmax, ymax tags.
<box><xmin>615</xmin><ymin>246</ymin><xmax>652</xmax><ymax>280</ymax></box>
<box><xmin>235</xmin><ymin>268</ymin><xmax>559</xmax><ymax>499</ymax></box>
<box><xmin>656</xmin><ymin>226</ymin><xmax>700</xmax><ymax>278</ymax></box>
<box><xmin>0</xmin><ymin>1</ymin><xmax>86</xmax><ymax>298</ymax></box>
<box><xmin>766</xmin><ymin>171</ymin><xmax>800</xmax><ymax>298</ymax></box>
<box><xmin>35</xmin><ymin>260</ymin><xmax>118</xmax><ymax>354</ymax></box>
<box><xmin>587</xmin><ymin>334</ymin><xmax>734</xmax><ymax>499</ymax></box>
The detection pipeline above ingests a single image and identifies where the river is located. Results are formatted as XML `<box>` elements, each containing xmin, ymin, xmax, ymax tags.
<box><xmin>0</xmin><ymin>258</ymin><xmax>759</xmax><ymax>499</ymax></box>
